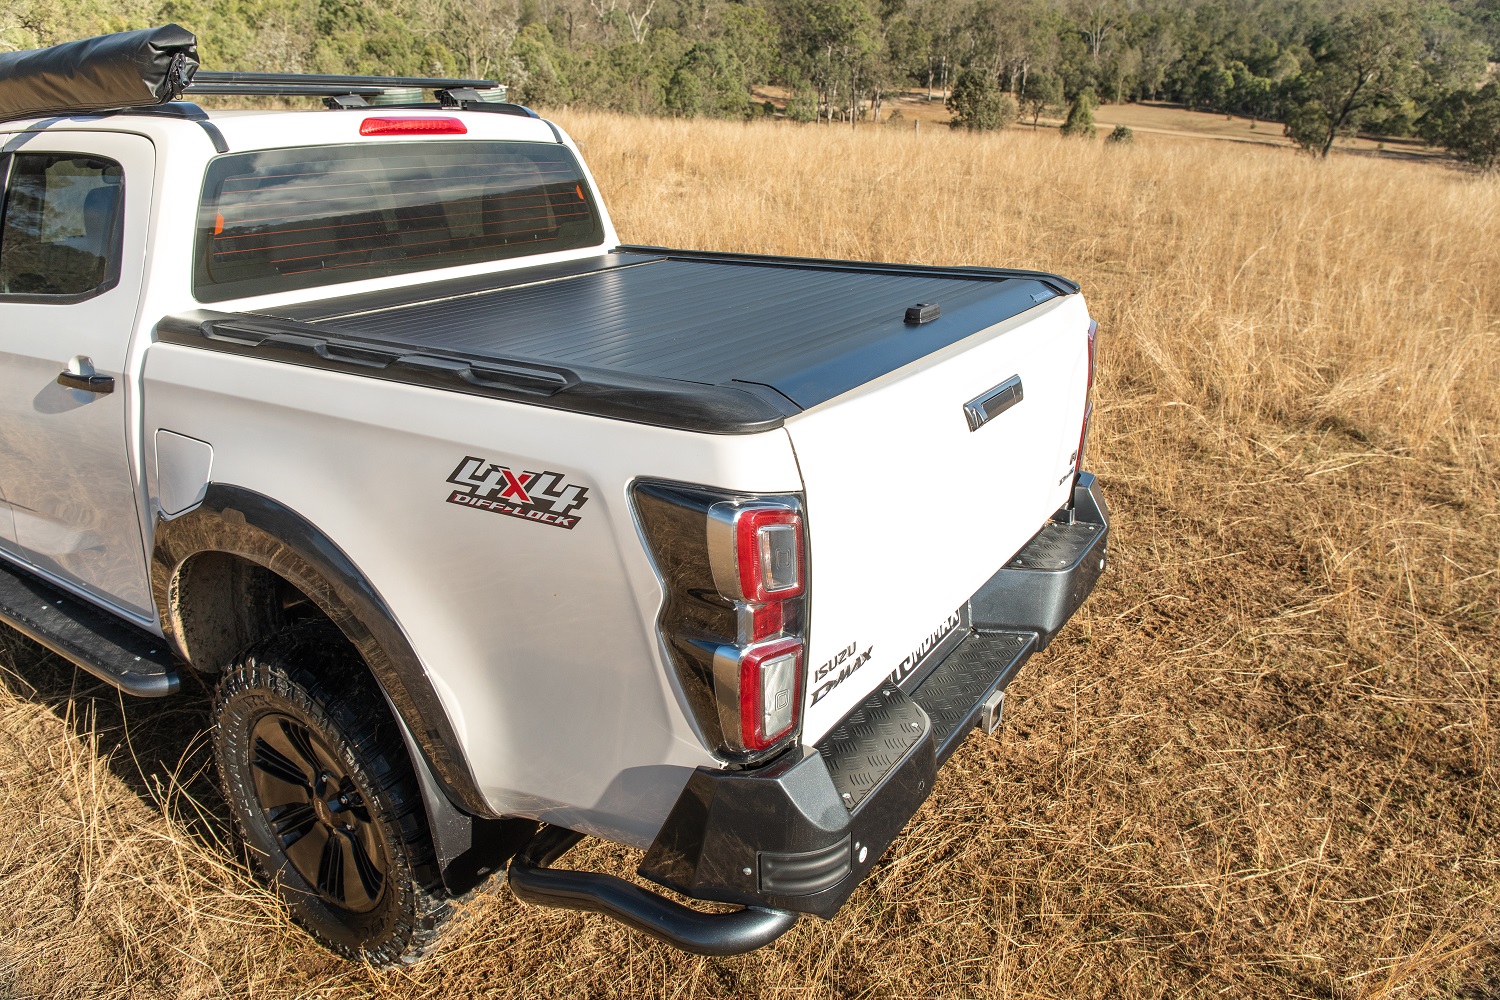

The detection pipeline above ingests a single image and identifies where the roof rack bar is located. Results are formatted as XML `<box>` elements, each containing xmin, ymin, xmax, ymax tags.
<box><xmin>192</xmin><ymin>71</ymin><xmax>500</xmax><ymax>90</ymax></box>
<box><xmin>185</xmin><ymin>82</ymin><xmax>390</xmax><ymax>97</ymax></box>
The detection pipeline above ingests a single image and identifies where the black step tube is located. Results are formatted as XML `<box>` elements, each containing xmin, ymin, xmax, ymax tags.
<box><xmin>508</xmin><ymin>825</ymin><xmax>798</xmax><ymax>956</ymax></box>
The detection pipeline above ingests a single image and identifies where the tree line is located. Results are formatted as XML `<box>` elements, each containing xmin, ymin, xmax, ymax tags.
<box><xmin>2</xmin><ymin>0</ymin><xmax>1498</xmax><ymax>168</ymax></box>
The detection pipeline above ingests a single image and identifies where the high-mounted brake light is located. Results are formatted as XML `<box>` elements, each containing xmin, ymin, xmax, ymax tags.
<box><xmin>633</xmin><ymin>483</ymin><xmax>809</xmax><ymax>763</ymax></box>
<box><xmin>359</xmin><ymin>116</ymin><xmax>468</xmax><ymax>136</ymax></box>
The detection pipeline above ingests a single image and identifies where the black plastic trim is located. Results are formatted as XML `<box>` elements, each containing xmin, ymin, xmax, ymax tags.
<box><xmin>149</xmin><ymin>484</ymin><xmax>494</xmax><ymax>818</ymax></box>
<box><xmin>113</xmin><ymin>103</ymin><xmax>230</xmax><ymax>152</ymax></box>
<box><xmin>509</xmin><ymin>826</ymin><xmax>799</xmax><ymax>955</ymax></box>
<box><xmin>759</xmin><ymin>835</ymin><xmax>851</xmax><ymax>895</ymax></box>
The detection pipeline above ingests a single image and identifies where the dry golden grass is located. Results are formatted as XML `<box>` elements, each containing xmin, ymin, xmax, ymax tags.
<box><xmin>2</xmin><ymin>113</ymin><xmax>1497</xmax><ymax>999</ymax></box>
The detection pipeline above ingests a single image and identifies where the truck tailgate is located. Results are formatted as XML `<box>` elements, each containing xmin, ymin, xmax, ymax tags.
<box><xmin>788</xmin><ymin>293</ymin><xmax>1093</xmax><ymax>743</ymax></box>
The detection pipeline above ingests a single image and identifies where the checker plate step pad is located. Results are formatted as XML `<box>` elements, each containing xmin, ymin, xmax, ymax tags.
<box><xmin>911</xmin><ymin>629</ymin><xmax>1035</xmax><ymax>764</ymax></box>
<box><xmin>815</xmin><ymin>684</ymin><xmax>927</xmax><ymax>812</ymax></box>
<box><xmin>1005</xmin><ymin>520</ymin><xmax>1104</xmax><ymax>570</ymax></box>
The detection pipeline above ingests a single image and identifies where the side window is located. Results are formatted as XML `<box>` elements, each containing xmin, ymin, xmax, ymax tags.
<box><xmin>0</xmin><ymin>153</ymin><xmax>123</xmax><ymax>299</ymax></box>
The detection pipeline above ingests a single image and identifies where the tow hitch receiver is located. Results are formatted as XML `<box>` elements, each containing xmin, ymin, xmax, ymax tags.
<box><xmin>980</xmin><ymin>689</ymin><xmax>1005</xmax><ymax>735</ymax></box>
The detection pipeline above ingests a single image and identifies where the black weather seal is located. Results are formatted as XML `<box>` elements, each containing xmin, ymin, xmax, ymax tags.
<box><xmin>509</xmin><ymin>826</ymin><xmax>799</xmax><ymax>956</ymax></box>
<box><xmin>198</xmin><ymin>118</ymin><xmax>228</xmax><ymax>153</ymax></box>
<box><xmin>617</xmin><ymin>244</ymin><xmax>1081</xmax><ymax>295</ymax></box>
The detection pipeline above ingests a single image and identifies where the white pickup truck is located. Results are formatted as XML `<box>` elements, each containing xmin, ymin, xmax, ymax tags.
<box><xmin>0</xmin><ymin>27</ymin><xmax>1109</xmax><ymax>964</ymax></box>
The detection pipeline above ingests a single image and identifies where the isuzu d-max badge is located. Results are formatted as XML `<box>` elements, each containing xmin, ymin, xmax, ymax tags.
<box><xmin>445</xmin><ymin>456</ymin><xmax>591</xmax><ymax>529</ymax></box>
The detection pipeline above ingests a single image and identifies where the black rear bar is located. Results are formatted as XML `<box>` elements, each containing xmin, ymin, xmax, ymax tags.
<box><xmin>508</xmin><ymin>826</ymin><xmax>798</xmax><ymax>955</ymax></box>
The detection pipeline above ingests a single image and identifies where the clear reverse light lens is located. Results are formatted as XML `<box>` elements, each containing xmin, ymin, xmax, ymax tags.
<box><xmin>757</xmin><ymin>523</ymin><xmax>800</xmax><ymax>593</ymax></box>
<box><xmin>759</xmin><ymin>650</ymin><xmax>799</xmax><ymax>740</ymax></box>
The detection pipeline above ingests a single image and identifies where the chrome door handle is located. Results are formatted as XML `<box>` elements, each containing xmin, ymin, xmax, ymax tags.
<box><xmin>57</xmin><ymin>371</ymin><xmax>114</xmax><ymax>394</ymax></box>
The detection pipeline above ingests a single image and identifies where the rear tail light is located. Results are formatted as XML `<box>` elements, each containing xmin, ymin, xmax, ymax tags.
<box><xmin>633</xmin><ymin>482</ymin><xmax>808</xmax><ymax>763</ymax></box>
<box><xmin>359</xmin><ymin>116</ymin><xmax>468</xmax><ymax>136</ymax></box>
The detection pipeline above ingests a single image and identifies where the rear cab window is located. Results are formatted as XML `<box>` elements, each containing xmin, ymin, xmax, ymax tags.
<box><xmin>194</xmin><ymin>140</ymin><xmax>604</xmax><ymax>302</ymax></box>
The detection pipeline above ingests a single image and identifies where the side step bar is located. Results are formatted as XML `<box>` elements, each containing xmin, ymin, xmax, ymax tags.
<box><xmin>0</xmin><ymin>557</ymin><xmax>179</xmax><ymax>697</ymax></box>
<box><xmin>508</xmin><ymin>825</ymin><xmax>798</xmax><ymax>955</ymax></box>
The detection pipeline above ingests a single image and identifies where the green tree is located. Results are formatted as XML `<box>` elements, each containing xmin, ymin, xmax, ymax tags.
<box><xmin>785</xmin><ymin>89</ymin><xmax>819</xmax><ymax>121</ymax></box>
<box><xmin>1420</xmin><ymin>81</ymin><xmax>1500</xmax><ymax>170</ymax></box>
<box><xmin>946</xmin><ymin>69</ymin><xmax>1016</xmax><ymax>129</ymax></box>
<box><xmin>665</xmin><ymin>39</ymin><xmax>752</xmax><ymax>117</ymax></box>
<box><xmin>773</xmin><ymin>0</ymin><xmax>879</xmax><ymax>123</ymax></box>
<box><xmin>510</xmin><ymin>22</ymin><xmax>568</xmax><ymax>106</ymax></box>
<box><xmin>1020</xmin><ymin>68</ymin><xmax>1062</xmax><ymax>127</ymax></box>
<box><xmin>1060</xmin><ymin>86</ymin><xmax>1097</xmax><ymax>137</ymax></box>
<box><xmin>1282</xmin><ymin>3</ymin><xmax>1423</xmax><ymax>157</ymax></box>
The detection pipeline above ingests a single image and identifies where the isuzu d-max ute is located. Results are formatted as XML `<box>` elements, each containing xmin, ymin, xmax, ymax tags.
<box><xmin>0</xmin><ymin>27</ymin><xmax>1109</xmax><ymax>964</ymax></box>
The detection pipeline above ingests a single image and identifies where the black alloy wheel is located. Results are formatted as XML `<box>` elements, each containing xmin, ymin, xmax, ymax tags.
<box><xmin>213</xmin><ymin>621</ymin><xmax>453</xmax><ymax>964</ymax></box>
<box><xmin>248</xmin><ymin>712</ymin><xmax>386</xmax><ymax>913</ymax></box>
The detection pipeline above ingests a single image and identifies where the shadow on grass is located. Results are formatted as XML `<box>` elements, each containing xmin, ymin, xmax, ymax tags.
<box><xmin>0</xmin><ymin>626</ymin><xmax>232</xmax><ymax>853</ymax></box>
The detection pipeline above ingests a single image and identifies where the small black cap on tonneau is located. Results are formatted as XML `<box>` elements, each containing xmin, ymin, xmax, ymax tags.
<box><xmin>0</xmin><ymin>25</ymin><xmax>198</xmax><ymax>122</ymax></box>
<box><xmin>905</xmin><ymin>302</ymin><xmax>941</xmax><ymax>325</ymax></box>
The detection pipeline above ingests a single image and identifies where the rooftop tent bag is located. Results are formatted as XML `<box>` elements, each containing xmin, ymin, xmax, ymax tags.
<box><xmin>0</xmin><ymin>25</ymin><xmax>199</xmax><ymax>122</ymax></box>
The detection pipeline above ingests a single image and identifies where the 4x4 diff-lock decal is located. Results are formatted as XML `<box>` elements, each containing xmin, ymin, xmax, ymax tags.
<box><xmin>445</xmin><ymin>456</ymin><xmax>591</xmax><ymax>530</ymax></box>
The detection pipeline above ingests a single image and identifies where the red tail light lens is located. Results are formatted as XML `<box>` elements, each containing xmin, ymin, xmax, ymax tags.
<box><xmin>735</xmin><ymin>507</ymin><xmax>804</xmax><ymax>601</ymax></box>
<box><xmin>735</xmin><ymin>639</ymin><xmax>804</xmax><ymax>750</ymax></box>
<box><xmin>1086</xmin><ymin>319</ymin><xmax>1098</xmax><ymax>391</ymax></box>
<box><xmin>743</xmin><ymin>601</ymin><xmax>785</xmax><ymax>644</ymax></box>
<box><xmin>359</xmin><ymin>116</ymin><xmax>468</xmax><ymax>136</ymax></box>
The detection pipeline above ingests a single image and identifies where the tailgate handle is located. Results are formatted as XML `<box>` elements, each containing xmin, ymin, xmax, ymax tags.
<box><xmin>963</xmin><ymin>375</ymin><xmax>1023</xmax><ymax>431</ymax></box>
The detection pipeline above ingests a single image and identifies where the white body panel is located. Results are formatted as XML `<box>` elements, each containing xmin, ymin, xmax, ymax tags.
<box><xmin>787</xmin><ymin>294</ymin><xmax>1092</xmax><ymax>743</ymax></box>
<box><xmin>142</xmin><ymin>344</ymin><xmax>802</xmax><ymax>846</ymax></box>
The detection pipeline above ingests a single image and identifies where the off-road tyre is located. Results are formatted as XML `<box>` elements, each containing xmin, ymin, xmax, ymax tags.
<box><xmin>212</xmin><ymin>621</ymin><xmax>452</xmax><ymax>965</ymax></box>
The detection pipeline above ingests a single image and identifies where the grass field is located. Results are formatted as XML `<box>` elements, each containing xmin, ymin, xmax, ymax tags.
<box><xmin>1</xmin><ymin>112</ymin><xmax>1497</xmax><ymax>999</ymax></box>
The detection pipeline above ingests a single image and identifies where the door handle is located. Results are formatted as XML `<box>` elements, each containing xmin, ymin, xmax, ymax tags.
<box><xmin>57</xmin><ymin>371</ymin><xmax>114</xmax><ymax>394</ymax></box>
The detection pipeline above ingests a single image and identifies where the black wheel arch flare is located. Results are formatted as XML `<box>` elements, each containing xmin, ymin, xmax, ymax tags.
<box><xmin>150</xmin><ymin>483</ymin><xmax>493</xmax><ymax>819</ymax></box>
